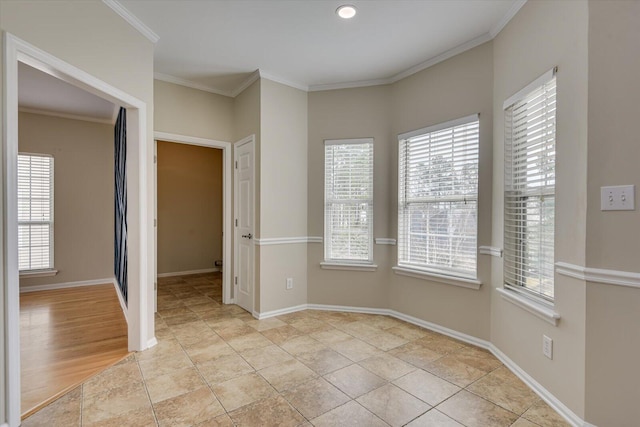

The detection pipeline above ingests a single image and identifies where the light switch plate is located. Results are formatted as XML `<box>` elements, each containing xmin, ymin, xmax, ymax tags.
<box><xmin>601</xmin><ymin>185</ymin><xmax>635</xmax><ymax>211</ymax></box>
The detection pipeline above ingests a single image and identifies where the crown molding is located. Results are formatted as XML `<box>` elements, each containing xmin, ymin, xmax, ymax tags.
<box><xmin>19</xmin><ymin>107</ymin><xmax>114</xmax><ymax>125</ymax></box>
<box><xmin>154</xmin><ymin>72</ymin><xmax>234</xmax><ymax>97</ymax></box>
<box><xmin>308</xmin><ymin>77</ymin><xmax>391</xmax><ymax>92</ymax></box>
<box><xmin>230</xmin><ymin>70</ymin><xmax>261</xmax><ymax>97</ymax></box>
<box><xmin>490</xmin><ymin>0</ymin><xmax>527</xmax><ymax>38</ymax></box>
<box><xmin>258</xmin><ymin>71</ymin><xmax>308</xmax><ymax>92</ymax></box>
<box><xmin>102</xmin><ymin>0</ymin><xmax>160</xmax><ymax>43</ymax></box>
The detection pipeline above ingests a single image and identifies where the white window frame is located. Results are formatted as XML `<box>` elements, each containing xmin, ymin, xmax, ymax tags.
<box><xmin>18</xmin><ymin>152</ymin><xmax>55</xmax><ymax>273</ymax></box>
<box><xmin>322</xmin><ymin>138</ymin><xmax>375</xmax><ymax>270</ymax></box>
<box><xmin>395</xmin><ymin>114</ymin><xmax>480</xmax><ymax>284</ymax></box>
<box><xmin>503</xmin><ymin>68</ymin><xmax>557</xmax><ymax>303</ymax></box>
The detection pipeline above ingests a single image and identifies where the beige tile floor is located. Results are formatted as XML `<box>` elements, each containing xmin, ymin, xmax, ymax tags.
<box><xmin>22</xmin><ymin>273</ymin><xmax>570</xmax><ymax>427</ymax></box>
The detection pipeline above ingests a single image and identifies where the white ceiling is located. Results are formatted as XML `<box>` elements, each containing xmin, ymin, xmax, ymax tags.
<box><xmin>18</xmin><ymin>62</ymin><xmax>117</xmax><ymax>123</ymax></box>
<box><xmin>117</xmin><ymin>0</ymin><xmax>524</xmax><ymax>96</ymax></box>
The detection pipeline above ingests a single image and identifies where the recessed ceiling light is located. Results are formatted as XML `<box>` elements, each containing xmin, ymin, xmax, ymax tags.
<box><xmin>336</xmin><ymin>5</ymin><xmax>357</xmax><ymax>19</ymax></box>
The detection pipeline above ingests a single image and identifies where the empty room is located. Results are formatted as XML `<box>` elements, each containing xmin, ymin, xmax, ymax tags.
<box><xmin>1</xmin><ymin>1</ymin><xmax>639</xmax><ymax>427</ymax></box>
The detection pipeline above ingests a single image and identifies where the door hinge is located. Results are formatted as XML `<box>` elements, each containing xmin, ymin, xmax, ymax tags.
<box><xmin>154</xmin><ymin>219</ymin><xmax>157</xmax><ymax>227</ymax></box>
<box><xmin>235</xmin><ymin>161</ymin><xmax>238</xmax><ymax>169</ymax></box>
<box><xmin>154</xmin><ymin>155</ymin><xmax>157</xmax><ymax>164</ymax></box>
<box><xmin>154</xmin><ymin>282</ymin><xmax>157</xmax><ymax>290</ymax></box>
<box><xmin>235</xmin><ymin>276</ymin><xmax>238</xmax><ymax>285</ymax></box>
<box><xmin>235</xmin><ymin>219</ymin><xmax>238</xmax><ymax>227</ymax></box>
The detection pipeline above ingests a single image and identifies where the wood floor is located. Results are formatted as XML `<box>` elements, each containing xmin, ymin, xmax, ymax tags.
<box><xmin>20</xmin><ymin>284</ymin><xmax>129</xmax><ymax>419</ymax></box>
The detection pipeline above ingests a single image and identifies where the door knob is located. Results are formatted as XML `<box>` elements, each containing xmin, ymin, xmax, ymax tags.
<box><xmin>242</xmin><ymin>233</ymin><xmax>253</xmax><ymax>239</ymax></box>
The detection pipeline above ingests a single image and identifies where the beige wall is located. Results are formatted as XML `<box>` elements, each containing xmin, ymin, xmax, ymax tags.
<box><xmin>1</xmin><ymin>1</ymin><xmax>155</xmax><ymax>411</ymax></box>
<box><xmin>389</xmin><ymin>41</ymin><xmax>494</xmax><ymax>340</ymax></box>
<box><xmin>307</xmin><ymin>85</ymin><xmax>392</xmax><ymax>308</ymax></box>
<box><xmin>258</xmin><ymin>79</ymin><xmax>308</xmax><ymax>313</ymax></box>
<box><xmin>154</xmin><ymin>80</ymin><xmax>234</xmax><ymax>142</ymax></box>
<box><xmin>18</xmin><ymin>112</ymin><xmax>114</xmax><ymax>289</ymax></box>
<box><xmin>491</xmin><ymin>0</ymin><xmax>589</xmax><ymax>418</ymax></box>
<box><xmin>157</xmin><ymin>141</ymin><xmax>223</xmax><ymax>274</ymax></box>
<box><xmin>585</xmin><ymin>1</ymin><xmax>640</xmax><ymax>425</ymax></box>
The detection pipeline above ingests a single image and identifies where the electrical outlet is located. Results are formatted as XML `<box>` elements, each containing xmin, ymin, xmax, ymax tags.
<box><xmin>543</xmin><ymin>335</ymin><xmax>553</xmax><ymax>359</ymax></box>
<box><xmin>286</xmin><ymin>278</ymin><xmax>293</xmax><ymax>290</ymax></box>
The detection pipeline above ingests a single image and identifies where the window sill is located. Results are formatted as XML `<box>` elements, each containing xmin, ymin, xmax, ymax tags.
<box><xmin>320</xmin><ymin>262</ymin><xmax>378</xmax><ymax>272</ymax></box>
<box><xmin>392</xmin><ymin>266</ymin><xmax>481</xmax><ymax>290</ymax></box>
<box><xmin>20</xmin><ymin>269</ymin><xmax>58</xmax><ymax>279</ymax></box>
<box><xmin>496</xmin><ymin>287</ymin><xmax>560</xmax><ymax>326</ymax></box>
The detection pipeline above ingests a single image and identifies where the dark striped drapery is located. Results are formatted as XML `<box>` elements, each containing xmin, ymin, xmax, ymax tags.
<box><xmin>114</xmin><ymin>107</ymin><xmax>128</xmax><ymax>305</ymax></box>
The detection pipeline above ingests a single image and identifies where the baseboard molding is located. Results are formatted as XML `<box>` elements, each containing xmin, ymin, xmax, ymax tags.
<box><xmin>157</xmin><ymin>268</ymin><xmax>220</xmax><ymax>278</ymax></box>
<box><xmin>19</xmin><ymin>277</ymin><xmax>115</xmax><ymax>293</ymax></box>
<box><xmin>253</xmin><ymin>304</ymin><xmax>308</xmax><ymax>320</ymax></box>
<box><xmin>265</xmin><ymin>301</ymin><xmax>585</xmax><ymax>427</ymax></box>
<box><xmin>146</xmin><ymin>337</ymin><xmax>158</xmax><ymax>349</ymax></box>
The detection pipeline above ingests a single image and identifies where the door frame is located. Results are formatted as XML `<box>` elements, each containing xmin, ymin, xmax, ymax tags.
<box><xmin>154</xmin><ymin>132</ymin><xmax>233</xmax><ymax>305</ymax></box>
<box><xmin>3</xmin><ymin>33</ymin><xmax>153</xmax><ymax>426</ymax></box>
<box><xmin>233</xmin><ymin>135</ymin><xmax>255</xmax><ymax>314</ymax></box>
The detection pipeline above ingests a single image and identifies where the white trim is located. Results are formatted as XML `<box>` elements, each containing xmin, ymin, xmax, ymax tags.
<box><xmin>230</xmin><ymin>70</ymin><xmax>261</xmax><ymax>98</ymax></box>
<box><xmin>375</xmin><ymin>238</ymin><xmax>396</xmax><ymax>245</ymax></box>
<box><xmin>320</xmin><ymin>262</ymin><xmax>378</xmax><ymax>272</ymax></box>
<box><xmin>252</xmin><ymin>304</ymin><xmax>308</xmax><ymax>320</ymax></box>
<box><xmin>154</xmin><ymin>131</ymin><xmax>233</xmax><ymax>305</ymax></box>
<box><xmin>101</xmin><ymin>0</ymin><xmax>160</xmax><ymax>43</ymax></box>
<box><xmin>146</xmin><ymin>337</ymin><xmax>158</xmax><ymax>349</ymax></box>
<box><xmin>479</xmin><ymin>245</ymin><xmax>503</xmax><ymax>257</ymax></box>
<box><xmin>18</xmin><ymin>107</ymin><xmax>114</xmax><ymax>125</ymax></box>
<box><xmin>19</xmin><ymin>269</ymin><xmax>58</xmax><ymax>278</ymax></box>
<box><xmin>556</xmin><ymin>261</ymin><xmax>640</xmax><ymax>290</ymax></box>
<box><xmin>489</xmin><ymin>344</ymin><xmax>584</xmax><ymax>427</ymax></box>
<box><xmin>308</xmin><ymin>77</ymin><xmax>391</xmax><ymax>93</ymax></box>
<box><xmin>503</xmin><ymin>67</ymin><xmax>557</xmax><ymax>110</ymax></box>
<box><xmin>308</xmin><ymin>304</ymin><xmax>390</xmax><ymax>316</ymax></box>
<box><xmin>392</xmin><ymin>266</ymin><xmax>482</xmax><ymax>290</ymax></box>
<box><xmin>489</xmin><ymin>0</ymin><xmax>528</xmax><ymax>37</ymax></box>
<box><xmin>391</xmin><ymin>34</ymin><xmax>492</xmax><ymax>84</ymax></box>
<box><xmin>154</xmin><ymin>72</ymin><xmax>234</xmax><ymax>98</ymax></box>
<box><xmin>157</xmin><ymin>268</ymin><xmax>220</xmax><ymax>278</ymax></box>
<box><xmin>259</xmin><ymin>71</ymin><xmax>308</xmax><ymax>93</ymax></box>
<box><xmin>496</xmin><ymin>287</ymin><xmax>560</xmax><ymax>326</ymax></box>
<box><xmin>324</xmin><ymin>137</ymin><xmax>373</xmax><ymax>146</ymax></box>
<box><xmin>398</xmin><ymin>114</ymin><xmax>479</xmax><ymax>141</ymax></box>
<box><xmin>112</xmin><ymin>278</ymin><xmax>129</xmax><ymax>324</ymax></box>
<box><xmin>19</xmin><ymin>277</ymin><xmax>113</xmax><ymax>293</ymax></box>
<box><xmin>255</xmin><ymin>237</ymin><xmax>317</xmax><ymax>246</ymax></box>
<box><xmin>307</xmin><ymin>236</ymin><xmax>323</xmax><ymax>243</ymax></box>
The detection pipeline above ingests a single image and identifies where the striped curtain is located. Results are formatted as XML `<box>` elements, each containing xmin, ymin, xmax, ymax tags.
<box><xmin>114</xmin><ymin>107</ymin><xmax>128</xmax><ymax>305</ymax></box>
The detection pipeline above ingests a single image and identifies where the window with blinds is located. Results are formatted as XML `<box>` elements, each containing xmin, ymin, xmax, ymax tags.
<box><xmin>18</xmin><ymin>153</ymin><xmax>54</xmax><ymax>271</ymax></box>
<box><xmin>504</xmin><ymin>70</ymin><xmax>556</xmax><ymax>301</ymax></box>
<box><xmin>324</xmin><ymin>139</ymin><xmax>374</xmax><ymax>263</ymax></box>
<box><xmin>398</xmin><ymin>115</ymin><xmax>479</xmax><ymax>278</ymax></box>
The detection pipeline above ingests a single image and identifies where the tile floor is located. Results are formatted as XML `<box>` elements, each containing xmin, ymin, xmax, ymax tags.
<box><xmin>22</xmin><ymin>273</ymin><xmax>570</xmax><ymax>427</ymax></box>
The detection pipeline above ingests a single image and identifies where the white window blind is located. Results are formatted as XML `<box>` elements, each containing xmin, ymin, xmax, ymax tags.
<box><xmin>504</xmin><ymin>72</ymin><xmax>556</xmax><ymax>301</ymax></box>
<box><xmin>398</xmin><ymin>115</ymin><xmax>479</xmax><ymax>278</ymax></box>
<box><xmin>324</xmin><ymin>139</ymin><xmax>373</xmax><ymax>263</ymax></box>
<box><xmin>18</xmin><ymin>153</ymin><xmax>54</xmax><ymax>271</ymax></box>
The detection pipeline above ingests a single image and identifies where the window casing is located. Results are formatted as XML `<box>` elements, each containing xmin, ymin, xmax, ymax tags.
<box><xmin>324</xmin><ymin>139</ymin><xmax>374</xmax><ymax>264</ymax></box>
<box><xmin>18</xmin><ymin>153</ymin><xmax>54</xmax><ymax>271</ymax></box>
<box><xmin>397</xmin><ymin>115</ymin><xmax>479</xmax><ymax>279</ymax></box>
<box><xmin>504</xmin><ymin>71</ymin><xmax>556</xmax><ymax>302</ymax></box>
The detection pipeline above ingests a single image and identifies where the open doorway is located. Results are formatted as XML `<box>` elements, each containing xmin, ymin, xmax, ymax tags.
<box><xmin>153</xmin><ymin>132</ymin><xmax>232</xmax><ymax>309</ymax></box>
<box><xmin>4</xmin><ymin>34</ymin><xmax>153</xmax><ymax>426</ymax></box>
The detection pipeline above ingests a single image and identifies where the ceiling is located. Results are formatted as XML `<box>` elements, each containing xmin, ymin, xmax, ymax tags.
<box><xmin>117</xmin><ymin>0</ymin><xmax>525</xmax><ymax>96</ymax></box>
<box><xmin>18</xmin><ymin>62</ymin><xmax>117</xmax><ymax>123</ymax></box>
<box><xmin>16</xmin><ymin>1</ymin><xmax>524</xmax><ymax>120</ymax></box>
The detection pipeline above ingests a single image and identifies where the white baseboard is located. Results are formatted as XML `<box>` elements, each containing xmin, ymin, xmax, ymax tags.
<box><xmin>253</xmin><ymin>304</ymin><xmax>308</xmax><ymax>320</ymax></box>
<box><xmin>112</xmin><ymin>279</ymin><xmax>128</xmax><ymax>324</ymax></box>
<box><xmin>146</xmin><ymin>337</ymin><xmax>158</xmax><ymax>349</ymax></box>
<box><xmin>157</xmin><ymin>268</ymin><xmax>220</xmax><ymax>278</ymax></box>
<box><xmin>263</xmin><ymin>302</ymin><xmax>585</xmax><ymax>427</ymax></box>
<box><xmin>19</xmin><ymin>277</ymin><xmax>115</xmax><ymax>293</ymax></box>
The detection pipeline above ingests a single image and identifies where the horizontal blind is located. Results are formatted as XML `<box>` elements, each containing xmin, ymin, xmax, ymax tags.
<box><xmin>324</xmin><ymin>140</ymin><xmax>373</xmax><ymax>262</ymax></box>
<box><xmin>18</xmin><ymin>153</ymin><xmax>54</xmax><ymax>271</ymax></box>
<box><xmin>398</xmin><ymin>118</ymin><xmax>479</xmax><ymax>277</ymax></box>
<box><xmin>504</xmin><ymin>75</ymin><xmax>556</xmax><ymax>301</ymax></box>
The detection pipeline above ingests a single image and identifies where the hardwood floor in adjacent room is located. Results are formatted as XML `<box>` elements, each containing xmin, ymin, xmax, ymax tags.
<box><xmin>20</xmin><ymin>283</ymin><xmax>129</xmax><ymax>419</ymax></box>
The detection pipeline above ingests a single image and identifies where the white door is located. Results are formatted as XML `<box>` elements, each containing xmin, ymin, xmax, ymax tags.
<box><xmin>234</xmin><ymin>138</ymin><xmax>254</xmax><ymax>314</ymax></box>
<box><xmin>153</xmin><ymin>140</ymin><xmax>158</xmax><ymax>312</ymax></box>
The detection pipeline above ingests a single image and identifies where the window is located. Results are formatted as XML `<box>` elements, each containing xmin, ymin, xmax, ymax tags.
<box><xmin>324</xmin><ymin>139</ymin><xmax>374</xmax><ymax>264</ymax></box>
<box><xmin>397</xmin><ymin>115</ymin><xmax>479</xmax><ymax>279</ymax></box>
<box><xmin>18</xmin><ymin>153</ymin><xmax>54</xmax><ymax>271</ymax></box>
<box><xmin>504</xmin><ymin>69</ymin><xmax>556</xmax><ymax>301</ymax></box>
